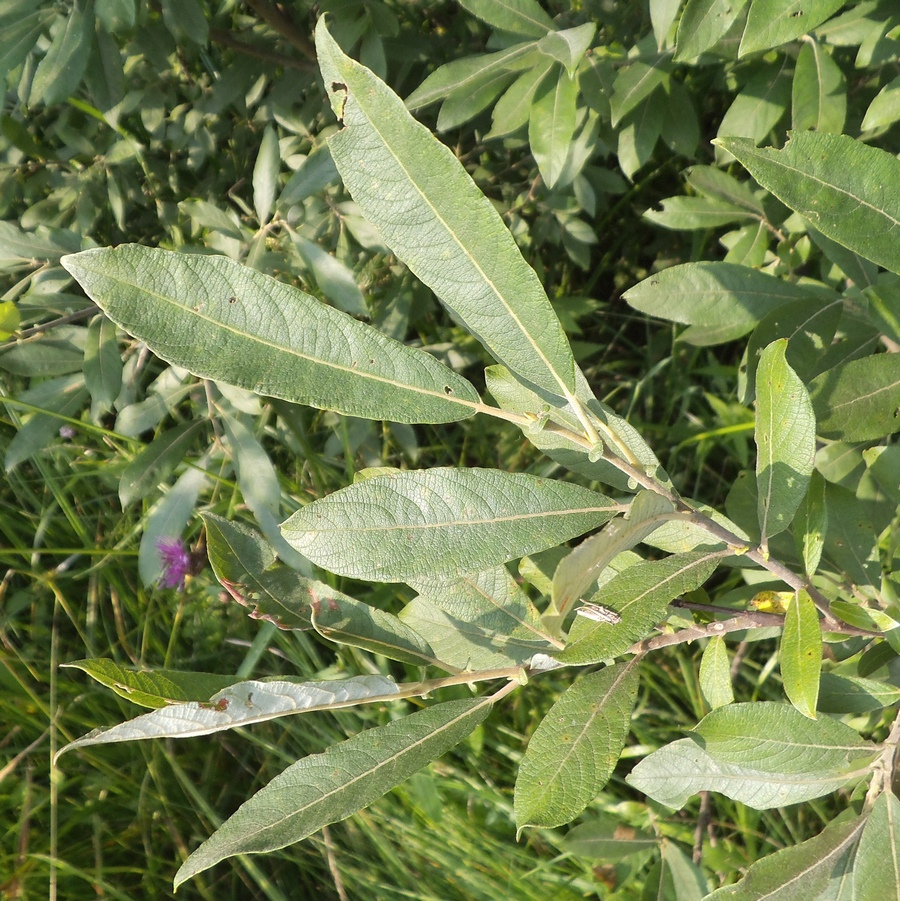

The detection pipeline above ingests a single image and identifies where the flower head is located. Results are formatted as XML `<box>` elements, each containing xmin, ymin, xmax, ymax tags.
<box><xmin>156</xmin><ymin>537</ymin><xmax>192</xmax><ymax>589</ymax></box>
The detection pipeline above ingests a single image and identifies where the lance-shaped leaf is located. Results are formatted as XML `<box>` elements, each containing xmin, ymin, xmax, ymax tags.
<box><xmin>557</xmin><ymin>551</ymin><xmax>723</xmax><ymax>665</ymax></box>
<box><xmin>56</xmin><ymin>675</ymin><xmax>402</xmax><ymax>759</ymax></box>
<box><xmin>61</xmin><ymin>246</ymin><xmax>479</xmax><ymax>425</ymax></box>
<box><xmin>755</xmin><ymin>340</ymin><xmax>815</xmax><ymax>545</ymax></box>
<box><xmin>716</xmin><ymin>133</ymin><xmax>900</xmax><ymax>277</ymax></box>
<box><xmin>316</xmin><ymin>20</ymin><xmax>577</xmax><ymax>399</ymax></box>
<box><xmin>409</xmin><ymin>567</ymin><xmax>548</xmax><ymax>643</ymax></box>
<box><xmin>810</xmin><ymin>353</ymin><xmax>900</xmax><ymax>442</ymax></box>
<box><xmin>63</xmin><ymin>659</ymin><xmax>240</xmax><ymax>709</ymax></box>
<box><xmin>281</xmin><ymin>467</ymin><xmax>618</xmax><ymax>582</ymax></box>
<box><xmin>854</xmin><ymin>790</ymin><xmax>900</xmax><ymax>901</ymax></box>
<box><xmin>401</xmin><ymin>596</ymin><xmax>549</xmax><ymax>670</ymax></box>
<box><xmin>550</xmin><ymin>491</ymin><xmax>677</xmax><ymax>626</ymax></box>
<box><xmin>704</xmin><ymin>811</ymin><xmax>865</xmax><ymax>899</ymax></box>
<box><xmin>781</xmin><ymin>590</ymin><xmax>822</xmax><ymax>719</ymax></box>
<box><xmin>699</xmin><ymin>637</ymin><xmax>734</xmax><ymax>710</ymax></box>
<box><xmin>515</xmin><ymin>662</ymin><xmax>640</xmax><ymax>828</ymax></box>
<box><xmin>675</xmin><ymin>0</ymin><xmax>749</xmax><ymax>62</ymax></box>
<box><xmin>174</xmin><ymin>696</ymin><xmax>494</xmax><ymax>887</ymax></box>
<box><xmin>204</xmin><ymin>514</ymin><xmax>438</xmax><ymax>665</ymax></box>
<box><xmin>624</xmin><ymin>261</ymin><xmax>828</xmax><ymax>345</ymax></box>
<box><xmin>695</xmin><ymin>703</ymin><xmax>877</xmax><ymax>772</ymax></box>
<box><xmin>459</xmin><ymin>0</ymin><xmax>554</xmax><ymax>38</ymax></box>
<box><xmin>739</xmin><ymin>0</ymin><xmax>846</xmax><ymax>57</ymax></box>
<box><xmin>529</xmin><ymin>67</ymin><xmax>578</xmax><ymax>189</ymax></box>
<box><xmin>204</xmin><ymin>513</ymin><xmax>314</xmax><ymax>630</ymax></box>
<box><xmin>628</xmin><ymin>704</ymin><xmax>876</xmax><ymax>810</ymax></box>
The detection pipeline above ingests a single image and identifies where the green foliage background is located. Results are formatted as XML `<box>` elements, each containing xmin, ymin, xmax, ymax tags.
<box><xmin>3</xmin><ymin>0</ymin><xmax>900</xmax><ymax>898</ymax></box>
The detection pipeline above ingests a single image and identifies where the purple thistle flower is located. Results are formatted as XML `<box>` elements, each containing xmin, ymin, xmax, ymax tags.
<box><xmin>156</xmin><ymin>537</ymin><xmax>192</xmax><ymax>589</ymax></box>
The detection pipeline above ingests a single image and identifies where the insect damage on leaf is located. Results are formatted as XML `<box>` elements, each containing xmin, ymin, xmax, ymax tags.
<box><xmin>331</xmin><ymin>81</ymin><xmax>348</xmax><ymax>123</ymax></box>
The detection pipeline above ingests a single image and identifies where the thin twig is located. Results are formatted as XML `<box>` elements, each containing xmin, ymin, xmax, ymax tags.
<box><xmin>243</xmin><ymin>0</ymin><xmax>316</xmax><ymax>58</ymax></box>
<box><xmin>209</xmin><ymin>27</ymin><xmax>316</xmax><ymax>72</ymax></box>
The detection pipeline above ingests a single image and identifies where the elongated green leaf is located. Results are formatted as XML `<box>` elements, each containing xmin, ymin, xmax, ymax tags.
<box><xmin>563</xmin><ymin>813</ymin><xmax>657</xmax><ymax>859</ymax></box>
<box><xmin>609</xmin><ymin>58</ymin><xmax>671</xmax><ymax>127</ymax></box>
<box><xmin>83</xmin><ymin>314</ymin><xmax>122</xmax><ymax>411</ymax></box>
<box><xmin>515</xmin><ymin>662</ymin><xmax>640</xmax><ymax>828</ymax></box>
<box><xmin>401</xmin><ymin>596</ymin><xmax>548</xmax><ymax>669</ymax></box>
<box><xmin>781</xmin><ymin>590</ymin><xmax>821</xmax><ymax>719</ymax></box>
<box><xmin>675</xmin><ymin>0</ymin><xmax>749</xmax><ymax>62</ymax></box>
<box><xmin>627</xmin><ymin>721</ymin><xmax>874</xmax><ymax>810</ymax></box>
<box><xmin>529</xmin><ymin>67</ymin><xmax>578</xmax><ymax>189</ymax></box>
<box><xmin>28</xmin><ymin>0</ymin><xmax>94</xmax><ymax>106</ymax></box>
<box><xmin>252</xmin><ymin>123</ymin><xmax>280</xmax><ymax>225</ymax></box>
<box><xmin>793</xmin><ymin>470</ymin><xmax>826</xmax><ymax>577</ymax></box>
<box><xmin>643</xmin><ymin>196</ymin><xmax>756</xmax><ymax>230</ymax></box>
<box><xmin>63</xmin><ymin>660</ymin><xmax>242</xmax><ymax>709</ymax></box>
<box><xmin>203</xmin><ymin>513</ymin><xmax>316</xmax><ymax>630</ymax></box>
<box><xmin>436</xmin><ymin>68</ymin><xmax>518</xmax><ymax>132</ymax></box>
<box><xmin>704</xmin><ymin>812</ymin><xmax>865</xmax><ymax>900</ymax></box>
<box><xmin>685</xmin><ymin>165</ymin><xmax>764</xmax><ymax>216</ymax></box>
<box><xmin>792</xmin><ymin>39</ymin><xmax>846</xmax><ymax>133</ymax></box>
<box><xmin>755</xmin><ymin>340</ymin><xmax>815</xmax><ymax>544</ymax></box>
<box><xmin>699</xmin><ymin>637</ymin><xmax>734</xmax><ymax>710</ymax></box>
<box><xmin>715</xmin><ymin>62</ymin><xmax>791</xmax><ymax>157</ymax></box>
<box><xmin>536</xmin><ymin>23</ymin><xmax>596</xmax><ymax>77</ymax></box>
<box><xmin>716</xmin><ymin>133</ymin><xmax>900</xmax><ymax>276</ymax></box>
<box><xmin>823</xmin><ymin>484</ymin><xmax>879</xmax><ymax>589</ymax></box>
<box><xmin>459</xmin><ymin>0</ymin><xmax>554</xmax><ymax>37</ymax></box>
<box><xmin>4</xmin><ymin>376</ymin><xmax>88</xmax><ymax>471</ymax></box>
<box><xmin>119</xmin><ymin>421</ymin><xmax>205</xmax><ymax>508</ymax></box>
<box><xmin>174</xmin><ymin>697</ymin><xmax>494</xmax><ymax>887</ymax></box>
<box><xmin>854</xmin><ymin>790</ymin><xmax>900</xmax><ymax>901</ymax></box>
<box><xmin>818</xmin><ymin>673</ymin><xmax>900</xmax><ymax>715</ymax></box>
<box><xmin>550</xmin><ymin>490</ymin><xmax>676</xmax><ymax>622</ymax></box>
<box><xmin>317</xmin><ymin>22</ymin><xmax>577</xmax><ymax>397</ymax></box>
<box><xmin>862</xmin><ymin>73</ymin><xmax>900</xmax><ymax>132</ymax></box>
<box><xmin>61</xmin><ymin>246</ymin><xmax>479</xmax><ymax>424</ymax></box>
<box><xmin>557</xmin><ymin>551</ymin><xmax>723</xmax><ymax>665</ymax></box>
<box><xmin>405</xmin><ymin>42</ymin><xmax>540</xmax><ymax>110</ymax></box>
<box><xmin>57</xmin><ymin>675</ymin><xmax>402</xmax><ymax>758</ymax></box>
<box><xmin>308</xmin><ymin>584</ymin><xmax>439</xmax><ymax>667</ymax></box>
<box><xmin>489</xmin><ymin>59</ymin><xmax>555</xmax><ymax>137</ymax></box>
<box><xmin>410</xmin><ymin>567</ymin><xmax>546</xmax><ymax>643</ymax></box>
<box><xmin>810</xmin><ymin>353</ymin><xmax>900</xmax><ymax>442</ymax></box>
<box><xmin>281</xmin><ymin>467</ymin><xmax>618</xmax><ymax>582</ymax></box>
<box><xmin>624</xmin><ymin>262</ymin><xmax>820</xmax><ymax>345</ymax></box>
<box><xmin>739</xmin><ymin>0</ymin><xmax>846</xmax><ymax>56</ymax></box>
<box><xmin>0</xmin><ymin>8</ymin><xmax>55</xmax><ymax>83</ymax></box>
<box><xmin>742</xmin><ymin>297</ymin><xmax>843</xmax><ymax>403</ymax></box>
<box><xmin>696</xmin><ymin>702</ymin><xmax>876</xmax><ymax>771</ymax></box>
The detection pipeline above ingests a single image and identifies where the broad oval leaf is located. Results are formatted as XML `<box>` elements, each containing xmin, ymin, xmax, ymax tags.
<box><xmin>173</xmin><ymin>696</ymin><xmax>494</xmax><ymax>887</ymax></box>
<box><xmin>624</xmin><ymin>261</ymin><xmax>825</xmax><ymax>345</ymax></box>
<box><xmin>317</xmin><ymin>21</ymin><xmax>577</xmax><ymax>399</ymax></box>
<box><xmin>781</xmin><ymin>590</ymin><xmax>822</xmax><ymax>720</ymax></box>
<box><xmin>61</xmin><ymin>245</ymin><xmax>479</xmax><ymax>424</ymax></box>
<box><xmin>281</xmin><ymin>467</ymin><xmax>618</xmax><ymax>582</ymax></box>
<box><xmin>56</xmin><ymin>675</ymin><xmax>402</xmax><ymax>758</ymax></box>
<box><xmin>716</xmin><ymin>133</ymin><xmax>900</xmax><ymax>276</ymax></box>
<box><xmin>755</xmin><ymin>340</ymin><xmax>815</xmax><ymax>543</ymax></box>
<box><xmin>791</xmin><ymin>39</ymin><xmax>846</xmax><ymax>134</ymax></box>
<box><xmin>515</xmin><ymin>662</ymin><xmax>640</xmax><ymax>828</ymax></box>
